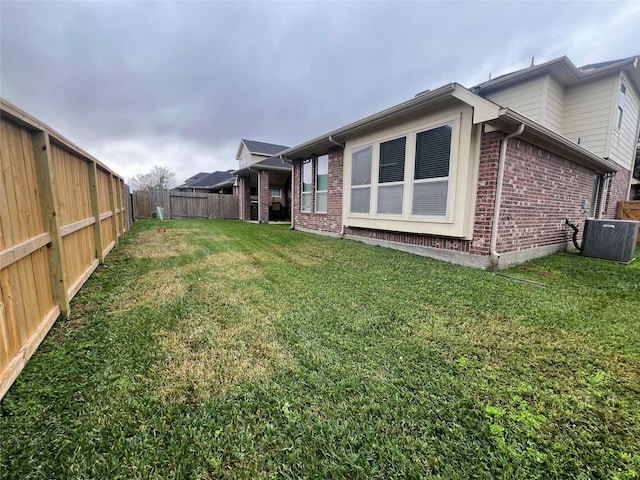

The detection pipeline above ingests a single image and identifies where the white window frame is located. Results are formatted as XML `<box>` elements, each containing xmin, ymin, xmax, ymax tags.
<box><xmin>315</xmin><ymin>154</ymin><xmax>328</xmax><ymax>213</ymax></box>
<box><xmin>301</xmin><ymin>159</ymin><xmax>312</xmax><ymax>212</ymax></box>
<box><xmin>376</xmin><ymin>136</ymin><xmax>406</xmax><ymax>216</ymax></box>
<box><xmin>350</xmin><ymin>145</ymin><xmax>373</xmax><ymax>214</ymax></box>
<box><xmin>272</xmin><ymin>188</ymin><xmax>282</xmax><ymax>198</ymax></box>
<box><xmin>342</xmin><ymin>108</ymin><xmax>475</xmax><ymax>238</ymax></box>
<box><xmin>615</xmin><ymin>81</ymin><xmax>626</xmax><ymax>130</ymax></box>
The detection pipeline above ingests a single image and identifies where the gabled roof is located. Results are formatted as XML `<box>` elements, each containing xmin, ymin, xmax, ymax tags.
<box><xmin>236</xmin><ymin>139</ymin><xmax>290</xmax><ymax>160</ymax></box>
<box><xmin>280</xmin><ymin>82</ymin><xmax>616</xmax><ymax>174</ymax></box>
<box><xmin>183</xmin><ymin>172</ymin><xmax>210</xmax><ymax>184</ymax></box>
<box><xmin>279</xmin><ymin>83</ymin><xmax>500</xmax><ymax>159</ymax></box>
<box><xmin>176</xmin><ymin>170</ymin><xmax>235</xmax><ymax>189</ymax></box>
<box><xmin>234</xmin><ymin>156</ymin><xmax>291</xmax><ymax>176</ymax></box>
<box><xmin>473</xmin><ymin>55</ymin><xmax>640</xmax><ymax>94</ymax></box>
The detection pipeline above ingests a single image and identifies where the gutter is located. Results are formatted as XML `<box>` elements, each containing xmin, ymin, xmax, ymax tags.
<box><xmin>278</xmin><ymin>83</ymin><xmax>458</xmax><ymax>159</ymax></box>
<box><xmin>489</xmin><ymin>123</ymin><xmax>525</xmax><ymax>266</ymax></box>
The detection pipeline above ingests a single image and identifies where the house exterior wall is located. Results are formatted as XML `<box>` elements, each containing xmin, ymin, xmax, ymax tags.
<box><xmin>607</xmin><ymin>72</ymin><xmax>640</xmax><ymax>171</ymax></box>
<box><xmin>340</xmin><ymin>104</ymin><xmax>480</xmax><ymax>239</ymax></box>
<box><xmin>561</xmin><ymin>75</ymin><xmax>617</xmax><ymax>157</ymax></box>
<box><xmin>604</xmin><ymin>169</ymin><xmax>632</xmax><ymax>218</ymax></box>
<box><xmin>240</xmin><ymin>175</ymin><xmax>251</xmax><ymax>221</ymax></box>
<box><xmin>345</xmin><ymin>133</ymin><xmax>600</xmax><ymax>261</ymax></box>
<box><xmin>484</xmin><ymin>76</ymin><xmax>546</xmax><ymax>124</ymax></box>
<box><xmin>258</xmin><ymin>170</ymin><xmax>270</xmax><ymax>223</ymax></box>
<box><xmin>482</xmin><ymin>133</ymin><xmax>599</xmax><ymax>255</ymax></box>
<box><xmin>543</xmin><ymin>75</ymin><xmax>565</xmax><ymax>132</ymax></box>
<box><xmin>293</xmin><ymin>147</ymin><xmax>343</xmax><ymax>234</ymax></box>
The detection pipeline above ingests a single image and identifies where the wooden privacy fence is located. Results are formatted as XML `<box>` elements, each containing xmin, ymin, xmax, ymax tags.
<box><xmin>0</xmin><ymin>99</ymin><xmax>128</xmax><ymax>399</ymax></box>
<box><xmin>133</xmin><ymin>190</ymin><xmax>239</xmax><ymax>220</ymax></box>
<box><xmin>617</xmin><ymin>201</ymin><xmax>640</xmax><ymax>242</ymax></box>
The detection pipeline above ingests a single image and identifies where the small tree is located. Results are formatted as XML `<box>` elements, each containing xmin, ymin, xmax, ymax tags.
<box><xmin>129</xmin><ymin>165</ymin><xmax>176</xmax><ymax>191</ymax></box>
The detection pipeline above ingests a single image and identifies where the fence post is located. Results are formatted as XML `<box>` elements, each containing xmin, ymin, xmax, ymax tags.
<box><xmin>108</xmin><ymin>173</ymin><xmax>118</xmax><ymax>244</ymax></box>
<box><xmin>117</xmin><ymin>178</ymin><xmax>125</xmax><ymax>235</ymax></box>
<box><xmin>31</xmin><ymin>131</ymin><xmax>70</xmax><ymax>318</ymax></box>
<box><xmin>88</xmin><ymin>163</ymin><xmax>105</xmax><ymax>262</ymax></box>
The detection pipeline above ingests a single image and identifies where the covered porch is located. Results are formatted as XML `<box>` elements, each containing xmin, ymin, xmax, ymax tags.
<box><xmin>235</xmin><ymin>157</ymin><xmax>292</xmax><ymax>223</ymax></box>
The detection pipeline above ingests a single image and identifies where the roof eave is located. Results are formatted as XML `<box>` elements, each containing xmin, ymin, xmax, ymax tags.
<box><xmin>281</xmin><ymin>83</ymin><xmax>471</xmax><ymax>159</ymax></box>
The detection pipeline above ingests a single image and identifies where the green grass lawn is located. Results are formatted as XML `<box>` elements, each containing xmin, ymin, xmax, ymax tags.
<box><xmin>1</xmin><ymin>219</ymin><xmax>639</xmax><ymax>479</ymax></box>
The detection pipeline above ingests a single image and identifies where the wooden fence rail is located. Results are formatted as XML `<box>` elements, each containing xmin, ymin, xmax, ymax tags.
<box><xmin>133</xmin><ymin>190</ymin><xmax>239</xmax><ymax>220</ymax></box>
<box><xmin>617</xmin><ymin>201</ymin><xmax>640</xmax><ymax>242</ymax></box>
<box><xmin>0</xmin><ymin>99</ymin><xmax>128</xmax><ymax>399</ymax></box>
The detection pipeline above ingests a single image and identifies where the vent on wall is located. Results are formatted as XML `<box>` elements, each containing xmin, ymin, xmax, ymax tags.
<box><xmin>581</xmin><ymin>219</ymin><xmax>639</xmax><ymax>263</ymax></box>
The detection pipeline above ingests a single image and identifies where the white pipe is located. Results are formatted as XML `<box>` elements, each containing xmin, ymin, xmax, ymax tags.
<box><xmin>290</xmin><ymin>164</ymin><xmax>295</xmax><ymax>229</ymax></box>
<box><xmin>598</xmin><ymin>174</ymin><xmax>611</xmax><ymax>219</ymax></box>
<box><xmin>489</xmin><ymin>123</ymin><xmax>525</xmax><ymax>264</ymax></box>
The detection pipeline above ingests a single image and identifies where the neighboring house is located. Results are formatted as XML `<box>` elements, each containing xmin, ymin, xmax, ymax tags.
<box><xmin>280</xmin><ymin>55</ymin><xmax>640</xmax><ymax>269</ymax></box>
<box><xmin>174</xmin><ymin>170</ymin><xmax>236</xmax><ymax>194</ymax></box>
<box><xmin>234</xmin><ymin>139</ymin><xmax>292</xmax><ymax>222</ymax></box>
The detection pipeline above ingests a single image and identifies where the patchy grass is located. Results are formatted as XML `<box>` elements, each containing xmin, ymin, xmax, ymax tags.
<box><xmin>1</xmin><ymin>219</ymin><xmax>639</xmax><ymax>479</ymax></box>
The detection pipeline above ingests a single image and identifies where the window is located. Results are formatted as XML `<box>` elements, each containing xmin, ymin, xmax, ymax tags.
<box><xmin>301</xmin><ymin>160</ymin><xmax>312</xmax><ymax>212</ymax></box>
<box><xmin>377</xmin><ymin>137</ymin><xmax>406</xmax><ymax>214</ymax></box>
<box><xmin>350</xmin><ymin>145</ymin><xmax>373</xmax><ymax>213</ymax></box>
<box><xmin>412</xmin><ymin>124</ymin><xmax>452</xmax><ymax>216</ymax></box>
<box><xmin>616</xmin><ymin>83</ymin><xmax>626</xmax><ymax>129</ymax></box>
<box><xmin>347</xmin><ymin>121</ymin><xmax>454</xmax><ymax>220</ymax></box>
<box><xmin>272</xmin><ymin>188</ymin><xmax>281</xmax><ymax>198</ymax></box>
<box><xmin>315</xmin><ymin>154</ymin><xmax>328</xmax><ymax>213</ymax></box>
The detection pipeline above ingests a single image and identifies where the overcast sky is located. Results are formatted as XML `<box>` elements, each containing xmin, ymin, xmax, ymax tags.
<box><xmin>1</xmin><ymin>1</ymin><xmax>639</xmax><ymax>185</ymax></box>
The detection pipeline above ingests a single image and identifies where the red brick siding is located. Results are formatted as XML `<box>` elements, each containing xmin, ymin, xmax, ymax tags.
<box><xmin>259</xmin><ymin>170</ymin><xmax>270</xmax><ymax>223</ymax></box>
<box><xmin>603</xmin><ymin>169</ymin><xmax>631</xmax><ymax>218</ymax></box>
<box><xmin>294</xmin><ymin>130</ymin><xmax>631</xmax><ymax>262</ymax></box>
<box><xmin>344</xmin><ymin>227</ymin><xmax>472</xmax><ymax>252</ymax></box>
<box><xmin>473</xmin><ymin>132</ymin><xmax>601</xmax><ymax>255</ymax></box>
<box><xmin>471</xmin><ymin>131</ymin><xmax>502</xmax><ymax>255</ymax></box>
<box><xmin>293</xmin><ymin>147</ymin><xmax>343</xmax><ymax>234</ymax></box>
<box><xmin>240</xmin><ymin>175</ymin><xmax>251</xmax><ymax>221</ymax></box>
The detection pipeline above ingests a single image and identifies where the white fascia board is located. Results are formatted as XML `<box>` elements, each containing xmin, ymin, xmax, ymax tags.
<box><xmin>281</xmin><ymin>83</ymin><xmax>463</xmax><ymax>159</ymax></box>
<box><xmin>236</xmin><ymin>140</ymin><xmax>249</xmax><ymax>161</ymax></box>
<box><xmin>450</xmin><ymin>87</ymin><xmax>501</xmax><ymax>123</ymax></box>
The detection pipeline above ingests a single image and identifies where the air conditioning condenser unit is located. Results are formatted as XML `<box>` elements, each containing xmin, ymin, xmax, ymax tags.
<box><xmin>581</xmin><ymin>219</ymin><xmax>639</xmax><ymax>263</ymax></box>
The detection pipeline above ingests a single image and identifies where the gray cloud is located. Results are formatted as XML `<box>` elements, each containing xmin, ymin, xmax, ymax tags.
<box><xmin>2</xmin><ymin>1</ymin><xmax>639</xmax><ymax>184</ymax></box>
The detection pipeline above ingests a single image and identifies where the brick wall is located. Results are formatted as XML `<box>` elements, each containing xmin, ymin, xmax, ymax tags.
<box><xmin>344</xmin><ymin>227</ymin><xmax>472</xmax><ymax>252</ymax></box>
<box><xmin>240</xmin><ymin>175</ymin><xmax>251</xmax><ymax>221</ymax></box>
<box><xmin>293</xmin><ymin>147</ymin><xmax>343</xmax><ymax>234</ymax></box>
<box><xmin>471</xmin><ymin>131</ymin><xmax>502</xmax><ymax>255</ymax></box>
<box><xmin>473</xmin><ymin>132</ymin><xmax>601</xmax><ymax>255</ymax></box>
<box><xmin>603</xmin><ymin>169</ymin><xmax>631</xmax><ymax>218</ymax></box>
<box><xmin>259</xmin><ymin>170</ymin><xmax>270</xmax><ymax>223</ymax></box>
<box><xmin>293</xmin><ymin>130</ymin><xmax>630</xmax><ymax>264</ymax></box>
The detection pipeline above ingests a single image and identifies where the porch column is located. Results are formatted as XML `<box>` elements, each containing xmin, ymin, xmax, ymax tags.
<box><xmin>258</xmin><ymin>170</ymin><xmax>270</xmax><ymax>224</ymax></box>
<box><xmin>240</xmin><ymin>175</ymin><xmax>251</xmax><ymax>221</ymax></box>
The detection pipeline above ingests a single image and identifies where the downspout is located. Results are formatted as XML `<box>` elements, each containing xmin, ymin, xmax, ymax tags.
<box><xmin>597</xmin><ymin>172</ymin><xmax>615</xmax><ymax>219</ymax></box>
<box><xmin>489</xmin><ymin>123</ymin><xmax>525</xmax><ymax>267</ymax></box>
